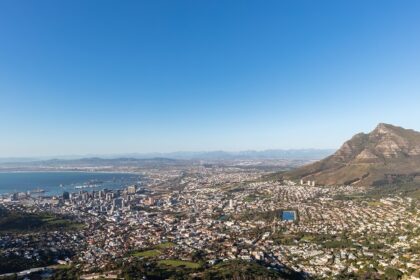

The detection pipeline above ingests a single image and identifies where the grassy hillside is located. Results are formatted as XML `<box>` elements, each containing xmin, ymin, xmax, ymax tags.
<box><xmin>0</xmin><ymin>206</ymin><xmax>84</xmax><ymax>233</ymax></box>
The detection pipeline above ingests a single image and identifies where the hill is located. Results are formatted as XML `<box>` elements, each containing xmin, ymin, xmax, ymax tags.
<box><xmin>0</xmin><ymin>206</ymin><xmax>83</xmax><ymax>233</ymax></box>
<box><xmin>281</xmin><ymin>123</ymin><xmax>420</xmax><ymax>186</ymax></box>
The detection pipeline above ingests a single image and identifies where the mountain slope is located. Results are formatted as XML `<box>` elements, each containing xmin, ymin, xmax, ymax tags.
<box><xmin>282</xmin><ymin>123</ymin><xmax>420</xmax><ymax>186</ymax></box>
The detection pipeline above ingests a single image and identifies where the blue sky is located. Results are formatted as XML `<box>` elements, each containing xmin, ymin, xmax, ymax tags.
<box><xmin>1</xmin><ymin>0</ymin><xmax>420</xmax><ymax>157</ymax></box>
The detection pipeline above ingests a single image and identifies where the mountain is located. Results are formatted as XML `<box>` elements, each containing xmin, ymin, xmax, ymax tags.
<box><xmin>0</xmin><ymin>149</ymin><xmax>334</xmax><ymax>163</ymax></box>
<box><xmin>156</xmin><ymin>149</ymin><xmax>334</xmax><ymax>160</ymax></box>
<box><xmin>0</xmin><ymin>157</ymin><xmax>186</xmax><ymax>170</ymax></box>
<box><xmin>281</xmin><ymin>123</ymin><xmax>420</xmax><ymax>186</ymax></box>
<box><xmin>0</xmin><ymin>150</ymin><xmax>335</xmax><ymax>172</ymax></box>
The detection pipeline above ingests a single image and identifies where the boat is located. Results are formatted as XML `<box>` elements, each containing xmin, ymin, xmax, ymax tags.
<box><xmin>31</xmin><ymin>188</ymin><xmax>46</xmax><ymax>194</ymax></box>
<box><xmin>75</xmin><ymin>184</ymin><xmax>100</xmax><ymax>189</ymax></box>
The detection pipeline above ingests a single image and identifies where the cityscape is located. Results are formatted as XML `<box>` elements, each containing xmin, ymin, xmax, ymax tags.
<box><xmin>1</xmin><ymin>145</ymin><xmax>419</xmax><ymax>279</ymax></box>
<box><xmin>1</xmin><ymin>0</ymin><xmax>420</xmax><ymax>279</ymax></box>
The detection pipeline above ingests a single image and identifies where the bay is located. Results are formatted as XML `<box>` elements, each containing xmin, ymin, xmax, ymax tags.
<box><xmin>0</xmin><ymin>172</ymin><xmax>142</xmax><ymax>196</ymax></box>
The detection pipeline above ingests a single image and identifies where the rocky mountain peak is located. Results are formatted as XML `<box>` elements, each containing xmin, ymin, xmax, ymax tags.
<box><xmin>374</xmin><ymin>122</ymin><xmax>394</xmax><ymax>132</ymax></box>
<box><xmin>282</xmin><ymin>123</ymin><xmax>420</xmax><ymax>186</ymax></box>
<box><xmin>372</xmin><ymin>123</ymin><xmax>401</xmax><ymax>137</ymax></box>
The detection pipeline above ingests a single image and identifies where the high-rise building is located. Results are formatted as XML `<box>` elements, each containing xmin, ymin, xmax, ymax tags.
<box><xmin>63</xmin><ymin>192</ymin><xmax>70</xmax><ymax>200</ymax></box>
<box><xmin>144</xmin><ymin>197</ymin><xmax>155</xmax><ymax>206</ymax></box>
<box><xmin>113</xmin><ymin>198</ymin><xmax>123</xmax><ymax>208</ymax></box>
<box><xmin>229</xmin><ymin>199</ymin><xmax>234</xmax><ymax>208</ymax></box>
<box><xmin>127</xmin><ymin>185</ymin><xmax>137</xmax><ymax>194</ymax></box>
<box><xmin>106</xmin><ymin>193</ymin><xmax>114</xmax><ymax>201</ymax></box>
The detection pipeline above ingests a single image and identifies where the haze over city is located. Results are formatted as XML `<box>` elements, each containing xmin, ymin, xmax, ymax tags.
<box><xmin>1</xmin><ymin>0</ymin><xmax>420</xmax><ymax>157</ymax></box>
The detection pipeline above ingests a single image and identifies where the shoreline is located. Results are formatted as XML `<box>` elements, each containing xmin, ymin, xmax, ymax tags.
<box><xmin>0</xmin><ymin>171</ymin><xmax>143</xmax><ymax>196</ymax></box>
<box><xmin>0</xmin><ymin>170</ymin><xmax>142</xmax><ymax>175</ymax></box>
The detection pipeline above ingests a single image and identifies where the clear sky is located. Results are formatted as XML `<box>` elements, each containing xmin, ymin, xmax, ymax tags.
<box><xmin>1</xmin><ymin>0</ymin><xmax>420</xmax><ymax>157</ymax></box>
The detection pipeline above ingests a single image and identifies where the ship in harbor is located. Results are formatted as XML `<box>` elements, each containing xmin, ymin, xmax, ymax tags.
<box><xmin>74</xmin><ymin>184</ymin><xmax>99</xmax><ymax>189</ymax></box>
<box><xmin>30</xmin><ymin>188</ymin><xmax>46</xmax><ymax>194</ymax></box>
<box><xmin>74</xmin><ymin>179</ymin><xmax>103</xmax><ymax>189</ymax></box>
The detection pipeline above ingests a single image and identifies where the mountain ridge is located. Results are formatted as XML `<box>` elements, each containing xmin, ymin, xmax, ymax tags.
<box><xmin>281</xmin><ymin>123</ymin><xmax>420</xmax><ymax>186</ymax></box>
<box><xmin>0</xmin><ymin>149</ymin><xmax>334</xmax><ymax>163</ymax></box>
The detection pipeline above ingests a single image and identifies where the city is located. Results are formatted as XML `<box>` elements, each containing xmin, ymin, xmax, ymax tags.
<box><xmin>1</xmin><ymin>0</ymin><xmax>420</xmax><ymax>279</ymax></box>
<box><xmin>1</xmin><ymin>160</ymin><xmax>419</xmax><ymax>279</ymax></box>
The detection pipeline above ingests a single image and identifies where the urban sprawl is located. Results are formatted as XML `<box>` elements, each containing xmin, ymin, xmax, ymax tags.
<box><xmin>1</xmin><ymin>163</ymin><xmax>419</xmax><ymax>279</ymax></box>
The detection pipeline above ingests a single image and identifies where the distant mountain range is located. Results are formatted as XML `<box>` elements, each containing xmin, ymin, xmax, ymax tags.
<box><xmin>0</xmin><ymin>157</ymin><xmax>185</xmax><ymax>170</ymax></box>
<box><xmin>281</xmin><ymin>123</ymin><xmax>420</xmax><ymax>186</ymax></box>
<box><xmin>0</xmin><ymin>149</ymin><xmax>334</xmax><ymax>164</ymax></box>
<box><xmin>142</xmin><ymin>149</ymin><xmax>335</xmax><ymax>160</ymax></box>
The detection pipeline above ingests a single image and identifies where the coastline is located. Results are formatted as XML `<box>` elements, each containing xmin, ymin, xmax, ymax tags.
<box><xmin>0</xmin><ymin>171</ymin><xmax>143</xmax><ymax>196</ymax></box>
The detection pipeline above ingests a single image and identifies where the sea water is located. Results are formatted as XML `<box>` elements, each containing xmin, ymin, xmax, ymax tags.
<box><xmin>0</xmin><ymin>172</ymin><xmax>142</xmax><ymax>196</ymax></box>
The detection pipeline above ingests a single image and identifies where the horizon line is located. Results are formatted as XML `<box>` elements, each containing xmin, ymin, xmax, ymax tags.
<box><xmin>0</xmin><ymin>148</ymin><xmax>336</xmax><ymax>160</ymax></box>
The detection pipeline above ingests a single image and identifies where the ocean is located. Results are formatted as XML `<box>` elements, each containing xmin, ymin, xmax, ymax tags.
<box><xmin>0</xmin><ymin>172</ymin><xmax>142</xmax><ymax>196</ymax></box>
